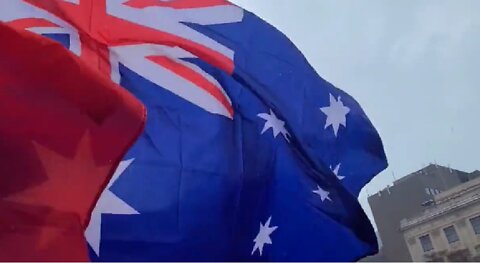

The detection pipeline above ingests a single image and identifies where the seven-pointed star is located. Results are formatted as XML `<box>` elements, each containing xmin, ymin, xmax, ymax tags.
<box><xmin>257</xmin><ymin>109</ymin><xmax>290</xmax><ymax>142</ymax></box>
<box><xmin>313</xmin><ymin>185</ymin><xmax>332</xmax><ymax>202</ymax></box>
<box><xmin>320</xmin><ymin>94</ymin><xmax>351</xmax><ymax>137</ymax></box>
<box><xmin>252</xmin><ymin>216</ymin><xmax>278</xmax><ymax>256</ymax></box>
<box><xmin>85</xmin><ymin>159</ymin><xmax>139</xmax><ymax>256</ymax></box>
<box><xmin>5</xmin><ymin>133</ymin><xmax>109</xmax><ymax>222</ymax></box>
<box><xmin>4</xmin><ymin>133</ymin><xmax>112</xmax><ymax>251</ymax></box>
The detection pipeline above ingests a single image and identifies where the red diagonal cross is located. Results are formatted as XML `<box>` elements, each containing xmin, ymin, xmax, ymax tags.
<box><xmin>9</xmin><ymin>0</ymin><xmax>235</xmax><ymax>117</ymax></box>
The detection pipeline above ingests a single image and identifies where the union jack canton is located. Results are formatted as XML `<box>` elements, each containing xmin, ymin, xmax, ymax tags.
<box><xmin>3</xmin><ymin>0</ymin><xmax>241</xmax><ymax>118</ymax></box>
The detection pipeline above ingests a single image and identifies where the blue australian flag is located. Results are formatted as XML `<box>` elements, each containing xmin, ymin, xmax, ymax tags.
<box><xmin>39</xmin><ymin>1</ymin><xmax>387</xmax><ymax>261</ymax></box>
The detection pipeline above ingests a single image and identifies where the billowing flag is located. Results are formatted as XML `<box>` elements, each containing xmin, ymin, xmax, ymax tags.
<box><xmin>0</xmin><ymin>23</ymin><xmax>145</xmax><ymax>261</ymax></box>
<box><xmin>1</xmin><ymin>1</ymin><xmax>387</xmax><ymax>261</ymax></box>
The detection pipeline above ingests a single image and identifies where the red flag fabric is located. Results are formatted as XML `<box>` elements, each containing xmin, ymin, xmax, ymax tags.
<box><xmin>0</xmin><ymin>23</ymin><xmax>146</xmax><ymax>261</ymax></box>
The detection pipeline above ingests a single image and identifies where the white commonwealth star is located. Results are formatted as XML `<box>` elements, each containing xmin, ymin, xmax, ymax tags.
<box><xmin>257</xmin><ymin>109</ymin><xmax>290</xmax><ymax>142</ymax></box>
<box><xmin>85</xmin><ymin>159</ymin><xmax>139</xmax><ymax>256</ymax></box>
<box><xmin>252</xmin><ymin>216</ymin><xmax>278</xmax><ymax>256</ymax></box>
<box><xmin>320</xmin><ymin>94</ymin><xmax>351</xmax><ymax>137</ymax></box>
<box><xmin>313</xmin><ymin>185</ymin><xmax>332</xmax><ymax>202</ymax></box>
<box><xmin>331</xmin><ymin>163</ymin><xmax>344</xmax><ymax>180</ymax></box>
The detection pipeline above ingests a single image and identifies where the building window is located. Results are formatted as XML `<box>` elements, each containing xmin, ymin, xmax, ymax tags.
<box><xmin>443</xmin><ymin>226</ymin><xmax>459</xmax><ymax>244</ymax></box>
<box><xmin>470</xmin><ymin>216</ymin><xmax>480</xmax><ymax>235</ymax></box>
<box><xmin>419</xmin><ymin>234</ymin><xmax>434</xmax><ymax>252</ymax></box>
<box><xmin>424</xmin><ymin>187</ymin><xmax>440</xmax><ymax>196</ymax></box>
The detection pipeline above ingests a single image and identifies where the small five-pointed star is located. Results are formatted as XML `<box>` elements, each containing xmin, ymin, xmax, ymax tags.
<box><xmin>313</xmin><ymin>185</ymin><xmax>332</xmax><ymax>202</ymax></box>
<box><xmin>320</xmin><ymin>94</ymin><xmax>351</xmax><ymax>137</ymax></box>
<box><xmin>257</xmin><ymin>109</ymin><xmax>290</xmax><ymax>142</ymax></box>
<box><xmin>331</xmin><ymin>163</ymin><xmax>345</xmax><ymax>180</ymax></box>
<box><xmin>252</xmin><ymin>216</ymin><xmax>278</xmax><ymax>256</ymax></box>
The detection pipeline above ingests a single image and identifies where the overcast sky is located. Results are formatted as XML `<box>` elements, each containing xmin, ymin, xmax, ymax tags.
<box><xmin>230</xmin><ymin>0</ymin><xmax>480</xmax><ymax>228</ymax></box>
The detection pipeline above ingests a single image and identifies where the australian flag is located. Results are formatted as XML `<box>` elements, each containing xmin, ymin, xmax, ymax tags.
<box><xmin>1</xmin><ymin>0</ymin><xmax>388</xmax><ymax>261</ymax></box>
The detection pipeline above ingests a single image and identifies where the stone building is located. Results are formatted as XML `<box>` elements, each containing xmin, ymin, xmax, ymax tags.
<box><xmin>400</xmin><ymin>176</ymin><xmax>480</xmax><ymax>262</ymax></box>
<box><xmin>367</xmin><ymin>164</ymin><xmax>478</xmax><ymax>261</ymax></box>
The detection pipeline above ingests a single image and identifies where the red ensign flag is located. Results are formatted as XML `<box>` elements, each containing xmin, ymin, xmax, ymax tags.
<box><xmin>0</xmin><ymin>23</ymin><xmax>145</xmax><ymax>261</ymax></box>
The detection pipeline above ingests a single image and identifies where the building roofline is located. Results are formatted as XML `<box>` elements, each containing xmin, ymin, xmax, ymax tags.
<box><xmin>400</xmin><ymin>194</ymin><xmax>480</xmax><ymax>231</ymax></box>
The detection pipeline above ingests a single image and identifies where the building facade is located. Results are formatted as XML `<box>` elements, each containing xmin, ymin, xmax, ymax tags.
<box><xmin>400</xmin><ymin>176</ymin><xmax>480</xmax><ymax>262</ymax></box>
<box><xmin>368</xmin><ymin>164</ymin><xmax>478</xmax><ymax>261</ymax></box>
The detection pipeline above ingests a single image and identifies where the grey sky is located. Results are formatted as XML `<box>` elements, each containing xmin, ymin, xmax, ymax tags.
<box><xmin>230</xmin><ymin>0</ymin><xmax>480</xmax><ymax>228</ymax></box>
